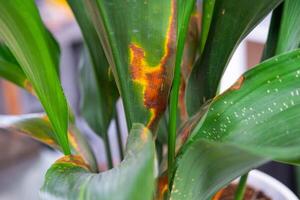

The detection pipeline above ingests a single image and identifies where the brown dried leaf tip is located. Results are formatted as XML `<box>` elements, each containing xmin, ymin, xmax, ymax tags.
<box><xmin>56</xmin><ymin>155</ymin><xmax>91</xmax><ymax>171</ymax></box>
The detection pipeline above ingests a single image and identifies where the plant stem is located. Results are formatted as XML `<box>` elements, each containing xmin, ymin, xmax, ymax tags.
<box><xmin>103</xmin><ymin>133</ymin><xmax>113</xmax><ymax>169</ymax></box>
<box><xmin>234</xmin><ymin>173</ymin><xmax>249</xmax><ymax>200</ymax></box>
<box><xmin>168</xmin><ymin>1</ymin><xmax>195</xmax><ymax>188</ymax></box>
<box><xmin>115</xmin><ymin>111</ymin><xmax>124</xmax><ymax>160</ymax></box>
<box><xmin>168</xmin><ymin>42</ymin><xmax>184</xmax><ymax>187</ymax></box>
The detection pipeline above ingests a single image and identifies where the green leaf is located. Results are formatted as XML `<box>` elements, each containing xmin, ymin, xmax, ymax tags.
<box><xmin>40</xmin><ymin>123</ymin><xmax>155</xmax><ymax>200</ymax></box>
<box><xmin>275</xmin><ymin>0</ymin><xmax>300</xmax><ymax>54</ymax></box>
<box><xmin>79</xmin><ymin>49</ymin><xmax>116</xmax><ymax>168</ymax></box>
<box><xmin>83</xmin><ymin>0</ymin><xmax>176</xmax><ymax>131</ymax></box>
<box><xmin>171</xmin><ymin>140</ymin><xmax>266</xmax><ymax>200</ymax></box>
<box><xmin>179</xmin><ymin>5</ymin><xmax>201</xmax><ymax>122</ymax></box>
<box><xmin>0</xmin><ymin>114</ymin><xmax>98</xmax><ymax>172</ymax></box>
<box><xmin>79</xmin><ymin>47</ymin><xmax>118</xmax><ymax>137</ymax></box>
<box><xmin>199</xmin><ymin>0</ymin><xmax>215</xmax><ymax>54</ymax></box>
<box><xmin>180</xmin><ymin>5</ymin><xmax>201</xmax><ymax>84</ymax></box>
<box><xmin>168</xmin><ymin>0</ymin><xmax>196</xmax><ymax>183</ymax></box>
<box><xmin>0</xmin><ymin>0</ymin><xmax>70</xmax><ymax>154</ymax></box>
<box><xmin>67</xmin><ymin>0</ymin><xmax>119</xmax><ymax>137</ymax></box>
<box><xmin>261</xmin><ymin>4</ymin><xmax>283</xmax><ymax>61</ymax></box>
<box><xmin>263</xmin><ymin>0</ymin><xmax>300</xmax><ymax>60</ymax></box>
<box><xmin>186</xmin><ymin>0</ymin><xmax>283</xmax><ymax>116</ymax></box>
<box><xmin>0</xmin><ymin>43</ymin><xmax>29</xmax><ymax>89</ymax></box>
<box><xmin>172</xmin><ymin>50</ymin><xmax>300</xmax><ymax>199</ymax></box>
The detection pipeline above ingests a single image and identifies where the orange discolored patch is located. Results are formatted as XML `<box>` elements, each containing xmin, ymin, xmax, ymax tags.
<box><xmin>156</xmin><ymin>174</ymin><xmax>169</xmax><ymax>200</ymax></box>
<box><xmin>23</xmin><ymin>79</ymin><xmax>35</xmax><ymax>95</ymax></box>
<box><xmin>212</xmin><ymin>188</ymin><xmax>225</xmax><ymax>200</ymax></box>
<box><xmin>129</xmin><ymin>1</ymin><xmax>176</xmax><ymax>130</ymax></box>
<box><xmin>68</xmin><ymin>131</ymin><xmax>79</xmax><ymax>152</ymax></box>
<box><xmin>56</xmin><ymin>155</ymin><xmax>91</xmax><ymax>171</ymax></box>
<box><xmin>213</xmin><ymin>76</ymin><xmax>245</xmax><ymax>102</ymax></box>
<box><xmin>140</xmin><ymin>127</ymin><xmax>150</xmax><ymax>142</ymax></box>
<box><xmin>229</xmin><ymin>76</ymin><xmax>245</xmax><ymax>91</ymax></box>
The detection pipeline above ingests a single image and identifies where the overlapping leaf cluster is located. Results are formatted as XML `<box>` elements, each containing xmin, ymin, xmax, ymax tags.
<box><xmin>1</xmin><ymin>0</ymin><xmax>300</xmax><ymax>200</ymax></box>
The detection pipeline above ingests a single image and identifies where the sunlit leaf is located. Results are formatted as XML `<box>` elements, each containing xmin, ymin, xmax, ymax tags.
<box><xmin>186</xmin><ymin>0</ymin><xmax>283</xmax><ymax>116</ymax></box>
<box><xmin>40</xmin><ymin>123</ymin><xmax>155</xmax><ymax>200</ymax></box>
<box><xmin>172</xmin><ymin>50</ymin><xmax>300</xmax><ymax>199</ymax></box>
<box><xmin>0</xmin><ymin>0</ymin><xmax>70</xmax><ymax>154</ymax></box>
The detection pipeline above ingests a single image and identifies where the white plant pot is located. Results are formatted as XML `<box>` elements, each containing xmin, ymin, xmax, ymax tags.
<box><xmin>243</xmin><ymin>170</ymin><xmax>298</xmax><ymax>200</ymax></box>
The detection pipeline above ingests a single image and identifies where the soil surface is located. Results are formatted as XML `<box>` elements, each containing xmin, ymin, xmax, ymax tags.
<box><xmin>213</xmin><ymin>184</ymin><xmax>271</xmax><ymax>200</ymax></box>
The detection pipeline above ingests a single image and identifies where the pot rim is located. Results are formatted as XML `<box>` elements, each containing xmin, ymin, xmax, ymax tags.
<box><xmin>244</xmin><ymin>170</ymin><xmax>299</xmax><ymax>200</ymax></box>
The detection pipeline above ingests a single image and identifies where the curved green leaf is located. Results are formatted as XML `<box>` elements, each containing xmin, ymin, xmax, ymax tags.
<box><xmin>79</xmin><ymin>47</ymin><xmax>118</xmax><ymax>137</ymax></box>
<box><xmin>261</xmin><ymin>4</ymin><xmax>283</xmax><ymax>61</ymax></box>
<box><xmin>0</xmin><ymin>0</ymin><xmax>70</xmax><ymax>154</ymax></box>
<box><xmin>79</xmin><ymin>49</ymin><xmax>115</xmax><ymax>168</ymax></box>
<box><xmin>172</xmin><ymin>50</ymin><xmax>300</xmax><ymax>199</ymax></box>
<box><xmin>181</xmin><ymin>5</ymin><xmax>201</xmax><ymax>81</ymax></box>
<box><xmin>83</xmin><ymin>0</ymin><xmax>176</xmax><ymax>131</ymax></box>
<box><xmin>40</xmin><ymin>123</ymin><xmax>155</xmax><ymax>200</ymax></box>
<box><xmin>263</xmin><ymin>0</ymin><xmax>300</xmax><ymax>60</ymax></box>
<box><xmin>67</xmin><ymin>0</ymin><xmax>119</xmax><ymax>137</ymax></box>
<box><xmin>171</xmin><ymin>140</ymin><xmax>266</xmax><ymax>200</ymax></box>
<box><xmin>178</xmin><ymin>5</ymin><xmax>201</xmax><ymax>122</ymax></box>
<box><xmin>199</xmin><ymin>0</ymin><xmax>215</xmax><ymax>54</ymax></box>
<box><xmin>168</xmin><ymin>0</ymin><xmax>196</xmax><ymax>182</ymax></box>
<box><xmin>186</xmin><ymin>0</ymin><xmax>283</xmax><ymax>116</ymax></box>
<box><xmin>0</xmin><ymin>114</ymin><xmax>97</xmax><ymax>172</ymax></box>
<box><xmin>276</xmin><ymin>0</ymin><xmax>300</xmax><ymax>54</ymax></box>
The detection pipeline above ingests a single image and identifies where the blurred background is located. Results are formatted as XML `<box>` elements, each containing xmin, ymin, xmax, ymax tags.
<box><xmin>0</xmin><ymin>0</ymin><xmax>299</xmax><ymax>199</ymax></box>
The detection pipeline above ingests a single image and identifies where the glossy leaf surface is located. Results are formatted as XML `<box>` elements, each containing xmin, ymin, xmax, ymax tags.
<box><xmin>84</xmin><ymin>0</ymin><xmax>176</xmax><ymax>131</ymax></box>
<box><xmin>67</xmin><ymin>0</ymin><xmax>119</xmax><ymax>136</ymax></box>
<box><xmin>186</xmin><ymin>0</ymin><xmax>282</xmax><ymax>116</ymax></box>
<box><xmin>0</xmin><ymin>0</ymin><xmax>70</xmax><ymax>154</ymax></box>
<box><xmin>40</xmin><ymin>124</ymin><xmax>155</xmax><ymax>200</ymax></box>
<box><xmin>0</xmin><ymin>114</ymin><xmax>97</xmax><ymax>172</ymax></box>
<box><xmin>172</xmin><ymin>50</ymin><xmax>300</xmax><ymax>199</ymax></box>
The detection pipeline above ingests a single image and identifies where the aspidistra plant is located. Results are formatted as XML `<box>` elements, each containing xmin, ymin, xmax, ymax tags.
<box><xmin>1</xmin><ymin>0</ymin><xmax>300</xmax><ymax>200</ymax></box>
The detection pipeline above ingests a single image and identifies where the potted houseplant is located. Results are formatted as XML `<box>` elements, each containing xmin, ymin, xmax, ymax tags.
<box><xmin>0</xmin><ymin>0</ymin><xmax>300</xmax><ymax>199</ymax></box>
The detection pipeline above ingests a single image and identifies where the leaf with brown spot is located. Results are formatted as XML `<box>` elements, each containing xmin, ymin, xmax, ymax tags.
<box><xmin>155</xmin><ymin>173</ymin><xmax>168</xmax><ymax>200</ymax></box>
<box><xmin>186</xmin><ymin>0</ymin><xmax>283</xmax><ymax>116</ymax></box>
<box><xmin>179</xmin><ymin>4</ymin><xmax>202</xmax><ymax>122</ymax></box>
<box><xmin>40</xmin><ymin>123</ymin><xmax>155</xmax><ymax>200</ymax></box>
<box><xmin>172</xmin><ymin>50</ymin><xmax>300</xmax><ymax>199</ymax></box>
<box><xmin>83</xmin><ymin>0</ymin><xmax>177</xmax><ymax>132</ymax></box>
<box><xmin>0</xmin><ymin>113</ymin><xmax>97</xmax><ymax>172</ymax></box>
<box><xmin>0</xmin><ymin>0</ymin><xmax>70</xmax><ymax>154</ymax></box>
